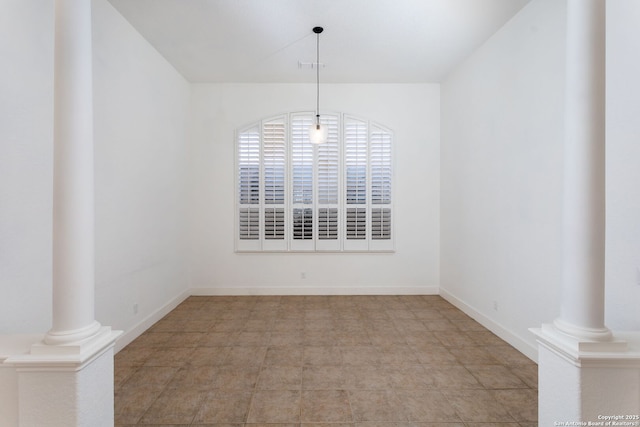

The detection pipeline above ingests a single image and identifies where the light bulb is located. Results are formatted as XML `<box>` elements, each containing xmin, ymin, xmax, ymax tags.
<box><xmin>309</xmin><ymin>123</ymin><xmax>328</xmax><ymax>144</ymax></box>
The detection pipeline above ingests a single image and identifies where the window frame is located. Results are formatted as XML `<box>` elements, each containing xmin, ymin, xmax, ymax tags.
<box><xmin>235</xmin><ymin>111</ymin><xmax>394</xmax><ymax>253</ymax></box>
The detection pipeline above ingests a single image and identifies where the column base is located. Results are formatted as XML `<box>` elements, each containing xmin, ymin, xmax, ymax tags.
<box><xmin>538</xmin><ymin>322</ymin><xmax>628</xmax><ymax>354</ymax></box>
<box><xmin>5</xmin><ymin>327</ymin><xmax>122</xmax><ymax>427</ymax></box>
<box><xmin>43</xmin><ymin>320</ymin><xmax>102</xmax><ymax>346</ymax></box>
<box><xmin>531</xmin><ymin>326</ymin><xmax>640</xmax><ymax>425</ymax></box>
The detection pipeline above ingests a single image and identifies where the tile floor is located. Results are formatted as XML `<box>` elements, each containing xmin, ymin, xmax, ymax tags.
<box><xmin>114</xmin><ymin>295</ymin><xmax>538</xmax><ymax>426</ymax></box>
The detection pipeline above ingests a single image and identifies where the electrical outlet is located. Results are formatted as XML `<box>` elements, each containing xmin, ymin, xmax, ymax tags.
<box><xmin>493</xmin><ymin>300</ymin><xmax>498</xmax><ymax>311</ymax></box>
<box><xmin>133</xmin><ymin>303</ymin><xmax>139</xmax><ymax>314</ymax></box>
<box><xmin>637</xmin><ymin>267</ymin><xmax>640</xmax><ymax>286</ymax></box>
<box><xmin>301</xmin><ymin>272</ymin><xmax>306</xmax><ymax>279</ymax></box>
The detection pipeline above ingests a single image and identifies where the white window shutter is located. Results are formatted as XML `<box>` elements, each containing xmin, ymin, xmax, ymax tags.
<box><xmin>262</xmin><ymin>117</ymin><xmax>287</xmax><ymax>251</ymax></box>
<box><xmin>236</xmin><ymin>112</ymin><xmax>393</xmax><ymax>253</ymax></box>
<box><xmin>369</xmin><ymin>125</ymin><xmax>393</xmax><ymax>251</ymax></box>
<box><xmin>236</xmin><ymin>126</ymin><xmax>261</xmax><ymax>251</ymax></box>
<box><xmin>290</xmin><ymin>114</ymin><xmax>315</xmax><ymax>251</ymax></box>
<box><xmin>343</xmin><ymin>117</ymin><xmax>369</xmax><ymax>251</ymax></box>
<box><xmin>315</xmin><ymin>114</ymin><xmax>340</xmax><ymax>251</ymax></box>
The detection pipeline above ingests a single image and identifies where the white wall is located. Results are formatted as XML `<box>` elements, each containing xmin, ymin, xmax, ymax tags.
<box><xmin>189</xmin><ymin>83</ymin><xmax>440</xmax><ymax>294</ymax></box>
<box><xmin>441</xmin><ymin>0</ymin><xmax>640</xmax><ymax>359</ymax></box>
<box><xmin>440</xmin><ymin>0</ymin><xmax>566</xmax><ymax>359</ymax></box>
<box><xmin>0</xmin><ymin>0</ymin><xmax>191</xmax><ymax>341</ymax></box>
<box><xmin>92</xmin><ymin>0</ymin><xmax>192</xmax><ymax>344</ymax></box>
<box><xmin>0</xmin><ymin>0</ymin><xmax>54</xmax><ymax>334</ymax></box>
<box><xmin>605</xmin><ymin>0</ymin><xmax>640</xmax><ymax>331</ymax></box>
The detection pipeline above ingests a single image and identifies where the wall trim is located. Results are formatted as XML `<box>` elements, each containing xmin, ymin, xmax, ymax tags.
<box><xmin>190</xmin><ymin>285</ymin><xmax>439</xmax><ymax>296</ymax></box>
<box><xmin>114</xmin><ymin>289</ymin><xmax>190</xmax><ymax>353</ymax></box>
<box><xmin>439</xmin><ymin>287</ymin><xmax>538</xmax><ymax>363</ymax></box>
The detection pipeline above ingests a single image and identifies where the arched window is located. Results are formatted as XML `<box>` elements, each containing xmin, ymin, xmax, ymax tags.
<box><xmin>236</xmin><ymin>112</ymin><xmax>393</xmax><ymax>252</ymax></box>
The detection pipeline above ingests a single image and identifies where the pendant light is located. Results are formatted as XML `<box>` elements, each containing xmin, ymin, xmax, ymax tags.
<box><xmin>309</xmin><ymin>26</ymin><xmax>328</xmax><ymax>144</ymax></box>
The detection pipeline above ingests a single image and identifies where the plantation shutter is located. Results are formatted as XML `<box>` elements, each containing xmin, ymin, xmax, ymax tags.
<box><xmin>370</xmin><ymin>125</ymin><xmax>393</xmax><ymax>250</ymax></box>
<box><xmin>315</xmin><ymin>115</ymin><xmax>340</xmax><ymax>250</ymax></box>
<box><xmin>262</xmin><ymin>117</ymin><xmax>287</xmax><ymax>250</ymax></box>
<box><xmin>236</xmin><ymin>125</ymin><xmax>261</xmax><ymax>251</ymax></box>
<box><xmin>235</xmin><ymin>112</ymin><xmax>393</xmax><ymax>253</ymax></box>
<box><xmin>344</xmin><ymin>117</ymin><xmax>369</xmax><ymax>251</ymax></box>
<box><xmin>290</xmin><ymin>114</ymin><xmax>315</xmax><ymax>250</ymax></box>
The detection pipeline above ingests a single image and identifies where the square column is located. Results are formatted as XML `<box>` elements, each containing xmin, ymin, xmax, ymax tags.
<box><xmin>533</xmin><ymin>329</ymin><xmax>640</xmax><ymax>425</ymax></box>
<box><xmin>7</xmin><ymin>328</ymin><xmax>120</xmax><ymax>427</ymax></box>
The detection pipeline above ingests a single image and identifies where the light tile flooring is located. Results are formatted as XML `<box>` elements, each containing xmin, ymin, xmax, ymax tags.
<box><xmin>114</xmin><ymin>295</ymin><xmax>538</xmax><ymax>426</ymax></box>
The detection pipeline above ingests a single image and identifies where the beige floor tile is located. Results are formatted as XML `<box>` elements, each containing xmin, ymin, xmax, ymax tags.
<box><xmin>355</xmin><ymin>424</ymin><xmax>463</xmax><ymax>427</ymax></box>
<box><xmin>114</xmin><ymin>384</ymin><xmax>164</xmax><ymax>425</ymax></box>
<box><xmin>402</xmin><ymin>331</ymin><xmax>440</xmax><ymax>346</ymax></box>
<box><xmin>224</xmin><ymin>346</ymin><xmax>267</xmax><ymax>366</ymax></box>
<box><xmin>256</xmin><ymin>365</ymin><xmax>303</xmax><ymax>389</ymax></box>
<box><xmin>211</xmin><ymin>367</ymin><xmax>260</xmax><ymax>390</ymax></box>
<box><xmin>115</xmin><ymin>296</ymin><xmax>537</xmax><ymax>426</ymax></box>
<box><xmin>341</xmin><ymin>346</ymin><xmax>382</xmax><ymax>365</ymax></box>
<box><xmin>304</xmin><ymin>345</ymin><xmax>343</xmax><ymax>365</ymax></box>
<box><xmin>412</xmin><ymin>346</ymin><xmax>459</xmax><ymax>365</ymax></box>
<box><xmin>166</xmin><ymin>366</ymin><xmax>218</xmax><ymax>390</ymax></box>
<box><xmin>368</xmin><ymin>333</ymin><xmax>407</xmax><ymax>346</ymax></box>
<box><xmin>192</xmin><ymin>390</ymin><xmax>252</xmax><ymax>423</ymax></box>
<box><xmin>247</xmin><ymin>390</ymin><xmax>301</xmax><ymax>423</ymax></box>
<box><xmin>143</xmin><ymin>347</ymin><xmax>195</xmax><ymax>367</ymax></box>
<box><xmin>491</xmin><ymin>345</ymin><xmax>536</xmax><ymax>366</ymax></box>
<box><xmin>379</xmin><ymin>345</ymin><xmax>421</xmax><ymax>365</ymax></box>
<box><xmin>432</xmin><ymin>331</ymin><xmax>478</xmax><ymax>347</ymax></box>
<box><xmin>425</xmin><ymin>320</ymin><xmax>459</xmax><ymax>332</ymax></box>
<box><xmin>244</xmin><ymin>319</ymin><xmax>274</xmax><ymax>332</ymax></box>
<box><xmin>126</xmin><ymin>332</ymin><xmax>173</xmax><ymax>348</ymax></box>
<box><xmin>469</xmin><ymin>331</ymin><xmax>508</xmax><ymax>346</ymax></box>
<box><xmin>199</xmin><ymin>331</ymin><xmax>236</xmax><ymax>347</ymax></box>
<box><xmin>395</xmin><ymin>389</ymin><xmax>461</xmax><ymax>422</ymax></box>
<box><xmin>448</xmin><ymin>346</ymin><xmax>501</xmax><ymax>365</ymax></box>
<box><xmin>513</xmin><ymin>363</ymin><xmax>538</xmax><ymax>389</ymax></box>
<box><xmin>115</xmin><ymin>346</ymin><xmax>155</xmax><ymax>366</ymax></box>
<box><xmin>123</xmin><ymin>366</ymin><xmax>178</xmax><ymax>387</ymax></box>
<box><xmin>442</xmin><ymin>389</ymin><xmax>515</xmax><ymax>423</ymax></box>
<box><xmin>348</xmin><ymin>390</ymin><xmax>409</xmax><ymax>422</ymax></box>
<box><xmin>264</xmin><ymin>346</ymin><xmax>303</xmax><ymax>366</ymax></box>
<box><xmin>335</xmin><ymin>332</ymin><xmax>372</xmax><ymax>346</ymax></box>
<box><xmin>114</xmin><ymin>365</ymin><xmax>138</xmax><ymax>389</ymax></box>
<box><xmin>304</xmin><ymin>330</ymin><xmax>338</xmax><ymax>345</ymax></box>
<box><xmin>386</xmin><ymin>365</ymin><xmax>434</xmax><ymax>389</ymax></box>
<box><xmin>466</xmin><ymin>365</ymin><xmax>528</xmax><ymax>389</ymax></box>
<box><xmin>138</xmin><ymin>388</ymin><xmax>205</xmax><ymax>424</ymax></box>
<box><xmin>493</xmin><ymin>389</ymin><xmax>538</xmax><ymax>422</ymax></box>
<box><xmin>273</xmin><ymin>318</ymin><xmax>305</xmax><ymax>331</ymax></box>
<box><xmin>302</xmin><ymin>365</ymin><xmax>345</xmax><ymax>389</ymax></box>
<box><xmin>423</xmin><ymin>366</ymin><xmax>482</xmax><ymax>389</ymax></box>
<box><xmin>270</xmin><ymin>330</ymin><xmax>305</xmax><ymax>346</ymax></box>
<box><xmin>301</xmin><ymin>390</ymin><xmax>354</xmax><ymax>422</ymax></box>
<box><xmin>233</xmin><ymin>331</ymin><xmax>271</xmax><ymax>346</ymax></box>
<box><xmin>343</xmin><ymin>365</ymin><xmax>393</xmax><ymax>389</ymax></box>
<box><xmin>188</xmin><ymin>346</ymin><xmax>231</xmax><ymax>366</ymax></box>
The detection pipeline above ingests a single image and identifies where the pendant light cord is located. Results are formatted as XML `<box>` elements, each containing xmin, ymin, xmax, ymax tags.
<box><xmin>316</xmin><ymin>29</ymin><xmax>320</xmax><ymax>126</ymax></box>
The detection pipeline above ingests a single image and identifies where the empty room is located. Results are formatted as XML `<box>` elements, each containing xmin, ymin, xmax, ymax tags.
<box><xmin>1</xmin><ymin>0</ymin><xmax>639</xmax><ymax>426</ymax></box>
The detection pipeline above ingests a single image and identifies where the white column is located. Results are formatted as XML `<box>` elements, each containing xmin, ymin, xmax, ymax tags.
<box><xmin>553</xmin><ymin>0</ymin><xmax>611</xmax><ymax>342</ymax></box>
<box><xmin>531</xmin><ymin>1</ymin><xmax>640</xmax><ymax>424</ymax></box>
<box><xmin>46</xmin><ymin>0</ymin><xmax>101</xmax><ymax>345</ymax></box>
<box><xmin>3</xmin><ymin>2</ymin><xmax>121</xmax><ymax>426</ymax></box>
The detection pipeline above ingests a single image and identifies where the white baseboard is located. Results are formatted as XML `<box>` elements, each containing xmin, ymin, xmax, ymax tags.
<box><xmin>190</xmin><ymin>285</ymin><xmax>439</xmax><ymax>296</ymax></box>
<box><xmin>439</xmin><ymin>288</ymin><xmax>538</xmax><ymax>363</ymax></box>
<box><xmin>114</xmin><ymin>289</ymin><xmax>190</xmax><ymax>353</ymax></box>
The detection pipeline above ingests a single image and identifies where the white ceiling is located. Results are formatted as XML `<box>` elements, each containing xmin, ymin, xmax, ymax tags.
<box><xmin>107</xmin><ymin>0</ymin><xmax>531</xmax><ymax>83</ymax></box>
